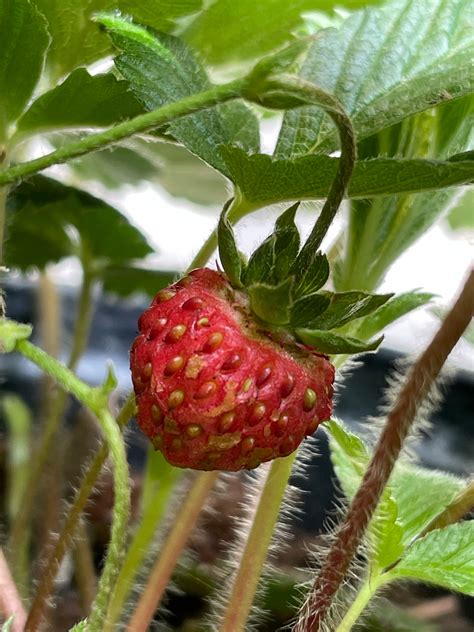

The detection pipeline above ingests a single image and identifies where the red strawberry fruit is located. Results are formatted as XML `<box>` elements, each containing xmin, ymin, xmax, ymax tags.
<box><xmin>130</xmin><ymin>268</ymin><xmax>335</xmax><ymax>471</ymax></box>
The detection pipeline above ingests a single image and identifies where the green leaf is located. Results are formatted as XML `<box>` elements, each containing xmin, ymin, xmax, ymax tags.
<box><xmin>183</xmin><ymin>0</ymin><xmax>383</xmax><ymax>66</ymax></box>
<box><xmin>305</xmin><ymin>291</ymin><xmax>393</xmax><ymax>331</ymax></box>
<box><xmin>35</xmin><ymin>0</ymin><xmax>202</xmax><ymax>81</ymax></box>
<box><xmin>295</xmin><ymin>329</ymin><xmax>382</xmax><ymax>354</ymax></box>
<box><xmin>243</xmin><ymin>203</ymin><xmax>300</xmax><ymax>287</ymax></box>
<box><xmin>0</xmin><ymin>0</ymin><xmax>50</xmax><ymax>127</ymax></box>
<box><xmin>447</xmin><ymin>189</ymin><xmax>474</xmax><ymax>231</ymax></box>
<box><xmin>290</xmin><ymin>293</ymin><xmax>331</xmax><ymax>328</ymax></box>
<box><xmin>389</xmin><ymin>522</ymin><xmax>474</xmax><ymax>595</ymax></box>
<box><xmin>390</xmin><ymin>465</ymin><xmax>464</xmax><ymax>546</ymax></box>
<box><xmin>354</xmin><ymin>291</ymin><xmax>435</xmax><ymax>341</ymax></box>
<box><xmin>218</xmin><ymin>199</ymin><xmax>243</xmax><ymax>288</ymax></box>
<box><xmin>5</xmin><ymin>176</ymin><xmax>152</xmax><ymax>270</ymax></box>
<box><xmin>102</xmin><ymin>266</ymin><xmax>176</xmax><ymax>298</ymax></box>
<box><xmin>98</xmin><ymin>15</ymin><xmax>259</xmax><ymax>176</ymax></box>
<box><xmin>248</xmin><ymin>279</ymin><xmax>293</xmax><ymax>325</ymax></box>
<box><xmin>275</xmin><ymin>0</ymin><xmax>474</xmax><ymax>158</ymax></box>
<box><xmin>222</xmin><ymin>147</ymin><xmax>474</xmax><ymax>209</ymax></box>
<box><xmin>16</xmin><ymin>69</ymin><xmax>144</xmax><ymax>136</ymax></box>
<box><xmin>325</xmin><ymin>419</ymin><xmax>404</xmax><ymax>566</ymax></box>
<box><xmin>292</xmin><ymin>251</ymin><xmax>329</xmax><ymax>298</ymax></box>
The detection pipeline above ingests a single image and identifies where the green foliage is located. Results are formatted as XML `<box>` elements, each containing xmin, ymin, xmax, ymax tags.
<box><xmin>295</xmin><ymin>330</ymin><xmax>383</xmax><ymax>354</ymax></box>
<box><xmin>0</xmin><ymin>0</ymin><xmax>50</xmax><ymax>131</ymax></box>
<box><xmin>221</xmin><ymin>147</ymin><xmax>474</xmax><ymax>210</ymax></box>
<box><xmin>275</xmin><ymin>0</ymin><xmax>474</xmax><ymax>158</ymax></box>
<box><xmin>217</xmin><ymin>199</ymin><xmax>245</xmax><ymax>288</ymax></box>
<box><xmin>5</xmin><ymin>176</ymin><xmax>152</xmax><ymax>273</ymax></box>
<box><xmin>390</xmin><ymin>522</ymin><xmax>474</xmax><ymax>595</ymax></box>
<box><xmin>16</xmin><ymin>69</ymin><xmax>144</xmax><ymax>136</ymax></box>
<box><xmin>302</xmin><ymin>291</ymin><xmax>392</xmax><ymax>331</ymax></box>
<box><xmin>98</xmin><ymin>15</ymin><xmax>259</xmax><ymax>176</ymax></box>
<box><xmin>248</xmin><ymin>279</ymin><xmax>293</xmax><ymax>325</ymax></box>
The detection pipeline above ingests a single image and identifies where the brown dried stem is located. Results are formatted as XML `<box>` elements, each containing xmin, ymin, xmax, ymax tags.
<box><xmin>295</xmin><ymin>268</ymin><xmax>474</xmax><ymax>631</ymax></box>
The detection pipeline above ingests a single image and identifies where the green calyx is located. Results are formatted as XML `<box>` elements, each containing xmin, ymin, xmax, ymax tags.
<box><xmin>218</xmin><ymin>202</ymin><xmax>393</xmax><ymax>355</ymax></box>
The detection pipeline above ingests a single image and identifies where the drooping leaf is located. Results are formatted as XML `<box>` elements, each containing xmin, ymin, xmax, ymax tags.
<box><xmin>354</xmin><ymin>291</ymin><xmax>435</xmax><ymax>341</ymax></box>
<box><xmin>243</xmin><ymin>203</ymin><xmax>300</xmax><ymax>287</ymax></box>
<box><xmin>218</xmin><ymin>199</ymin><xmax>244</xmax><ymax>288</ymax></box>
<box><xmin>5</xmin><ymin>176</ymin><xmax>152</xmax><ymax>270</ymax></box>
<box><xmin>304</xmin><ymin>291</ymin><xmax>393</xmax><ymax>331</ymax></box>
<box><xmin>34</xmin><ymin>0</ymin><xmax>202</xmax><ymax>80</ymax></box>
<box><xmin>16</xmin><ymin>69</ymin><xmax>144</xmax><ymax>136</ymax></box>
<box><xmin>390</xmin><ymin>465</ymin><xmax>465</xmax><ymax>545</ymax></box>
<box><xmin>220</xmin><ymin>147</ymin><xmax>474</xmax><ymax>210</ymax></box>
<box><xmin>275</xmin><ymin>0</ymin><xmax>474</xmax><ymax>158</ymax></box>
<box><xmin>248</xmin><ymin>279</ymin><xmax>293</xmax><ymax>325</ymax></box>
<box><xmin>98</xmin><ymin>15</ymin><xmax>259</xmax><ymax>176</ymax></box>
<box><xmin>291</xmin><ymin>251</ymin><xmax>329</xmax><ymax>298</ymax></box>
<box><xmin>290</xmin><ymin>293</ymin><xmax>331</xmax><ymax>328</ymax></box>
<box><xmin>102</xmin><ymin>266</ymin><xmax>176</xmax><ymax>298</ymax></box>
<box><xmin>389</xmin><ymin>521</ymin><xmax>474</xmax><ymax>595</ymax></box>
<box><xmin>183</xmin><ymin>0</ymin><xmax>383</xmax><ymax>66</ymax></box>
<box><xmin>0</xmin><ymin>0</ymin><xmax>50</xmax><ymax>125</ymax></box>
<box><xmin>295</xmin><ymin>329</ymin><xmax>382</xmax><ymax>354</ymax></box>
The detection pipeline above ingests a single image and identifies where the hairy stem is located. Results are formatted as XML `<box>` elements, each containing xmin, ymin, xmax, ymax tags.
<box><xmin>335</xmin><ymin>575</ymin><xmax>385</xmax><ymax>632</ymax></box>
<box><xmin>126</xmin><ymin>472</ymin><xmax>218</xmax><ymax>632</ymax></box>
<box><xmin>219</xmin><ymin>457</ymin><xmax>295</xmax><ymax>632</ymax></box>
<box><xmin>295</xmin><ymin>269</ymin><xmax>474</xmax><ymax>631</ymax></box>
<box><xmin>12</xmin><ymin>339</ymin><xmax>130</xmax><ymax>632</ymax></box>
<box><xmin>0</xmin><ymin>548</ymin><xmax>27</xmax><ymax>632</ymax></box>
<box><xmin>0</xmin><ymin>80</ymin><xmax>247</xmax><ymax>186</ymax></box>
<box><xmin>416</xmin><ymin>478</ymin><xmax>474</xmax><ymax>540</ymax></box>
<box><xmin>8</xmin><ymin>267</ymin><xmax>96</xmax><ymax>561</ymax></box>
<box><xmin>24</xmin><ymin>394</ymin><xmax>136</xmax><ymax>632</ymax></box>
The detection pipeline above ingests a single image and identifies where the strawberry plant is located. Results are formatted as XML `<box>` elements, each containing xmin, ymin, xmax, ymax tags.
<box><xmin>0</xmin><ymin>1</ymin><xmax>473</xmax><ymax>631</ymax></box>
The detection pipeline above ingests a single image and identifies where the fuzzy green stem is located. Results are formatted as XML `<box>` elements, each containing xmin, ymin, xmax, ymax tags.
<box><xmin>126</xmin><ymin>472</ymin><xmax>218</xmax><ymax>632</ymax></box>
<box><xmin>295</xmin><ymin>269</ymin><xmax>474</xmax><ymax>632</ymax></box>
<box><xmin>25</xmin><ymin>394</ymin><xmax>136</xmax><ymax>631</ymax></box>
<box><xmin>8</xmin><ymin>267</ymin><xmax>96</xmax><ymax>559</ymax></box>
<box><xmin>265</xmin><ymin>75</ymin><xmax>356</xmax><ymax>260</ymax></box>
<box><xmin>219</xmin><ymin>456</ymin><xmax>296</xmax><ymax>632</ymax></box>
<box><xmin>421</xmin><ymin>478</ymin><xmax>474</xmax><ymax>535</ymax></box>
<box><xmin>335</xmin><ymin>575</ymin><xmax>386</xmax><ymax>632</ymax></box>
<box><xmin>0</xmin><ymin>80</ymin><xmax>247</xmax><ymax>187</ymax></box>
<box><xmin>12</xmin><ymin>339</ymin><xmax>130</xmax><ymax>632</ymax></box>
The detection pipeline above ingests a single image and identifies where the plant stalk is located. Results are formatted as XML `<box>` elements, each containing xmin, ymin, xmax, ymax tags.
<box><xmin>335</xmin><ymin>575</ymin><xmax>385</xmax><ymax>632</ymax></box>
<box><xmin>0</xmin><ymin>80</ymin><xmax>247</xmax><ymax>187</ymax></box>
<box><xmin>295</xmin><ymin>269</ymin><xmax>474</xmax><ymax>631</ymax></box>
<box><xmin>24</xmin><ymin>393</ymin><xmax>136</xmax><ymax>631</ymax></box>
<box><xmin>0</xmin><ymin>185</ymin><xmax>8</xmax><ymax>268</ymax></box>
<box><xmin>12</xmin><ymin>339</ymin><xmax>130</xmax><ymax>632</ymax></box>
<box><xmin>126</xmin><ymin>472</ymin><xmax>219</xmax><ymax>632</ymax></box>
<box><xmin>219</xmin><ymin>457</ymin><xmax>295</xmax><ymax>632</ymax></box>
<box><xmin>0</xmin><ymin>548</ymin><xmax>27</xmax><ymax>632</ymax></box>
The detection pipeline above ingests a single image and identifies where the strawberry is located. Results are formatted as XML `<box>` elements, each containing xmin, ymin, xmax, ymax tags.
<box><xmin>131</xmin><ymin>203</ymin><xmax>391</xmax><ymax>471</ymax></box>
<box><xmin>130</xmin><ymin>268</ymin><xmax>334</xmax><ymax>471</ymax></box>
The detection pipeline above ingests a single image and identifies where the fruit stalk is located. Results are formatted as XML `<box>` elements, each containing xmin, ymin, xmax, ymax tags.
<box><xmin>295</xmin><ymin>268</ymin><xmax>474</xmax><ymax>631</ymax></box>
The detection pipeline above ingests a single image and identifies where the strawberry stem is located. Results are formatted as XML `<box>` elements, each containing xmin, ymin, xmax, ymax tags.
<box><xmin>295</xmin><ymin>269</ymin><xmax>474</xmax><ymax>631</ymax></box>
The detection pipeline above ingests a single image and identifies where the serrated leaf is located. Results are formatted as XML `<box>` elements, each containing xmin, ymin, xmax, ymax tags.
<box><xmin>275</xmin><ymin>0</ymin><xmax>474</xmax><ymax>158</ymax></box>
<box><xmin>5</xmin><ymin>176</ymin><xmax>152</xmax><ymax>270</ymax></box>
<box><xmin>16</xmin><ymin>69</ymin><xmax>143</xmax><ymax>136</ymax></box>
<box><xmin>290</xmin><ymin>293</ymin><xmax>331</xmax><ymax>328</ymax></box>
<box><xmin>292</xmin><ymin>251</ymin><xmax>329</xmax><ymax>298</ymax></box>
<box><xmin>102</xmin><ymin>266</ymin><xmax>176</xmax><ymax>298</ymax></box>
<box><xmin>295</xmin><ymin>329</ymin><xmax>383</xmax><ymax>354</ymax></box>
<box><xmin>221</xmin><ymin>147</ymin><xmax>474</xmax><ymax>209</ymax></box>
<box><xmin>243</xmin><ymin>203</ymin><xmax>300</xmax><ymax>287</ymax></box>
<box><xmin>390</xmin><ymin>465</ymin><xmax>464</xmax><ymax>546</ymax></box>
<box><xmin>389</xmin><ymin>522</ymin><xmax>474</xmax><ymax>595</ymax></box>
<box><xmin>183</xmin><ymin>0</ymin><xmax>383</xmax><ymax>66</ymax></box>
<box><xmin>248</xmin><ymin>279</ymin><xmax>293</xmax><ymax>325</ymax></box>
<box><xmin>98</xmin><ymin>15</ymin><xmax>259</xmax><ymax>176</ymax></box>
<box><xmin>306</xmin><ymin>291</ymin><xmax>393</xmax><ymax>331</ymax></box>
<box><xmin>218</xmin><ymin>199</ymin><xmax>243</xmax><ymax>288</ymax></box>
<box><xmin>0</xmin><ymin>0</ymin><xmax>50</xmax><ymax>126</ymax></box>
<box><xmin>354</xmin><ymin>291</ymin><xmax>435</xmax><ymax>341</ymax></box>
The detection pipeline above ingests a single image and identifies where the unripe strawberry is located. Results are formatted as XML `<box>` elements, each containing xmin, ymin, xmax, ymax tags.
<box><xmin>131</xmin><ymin>268</ymin><xmax>334</xmax><ymax>471</ymax></box>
